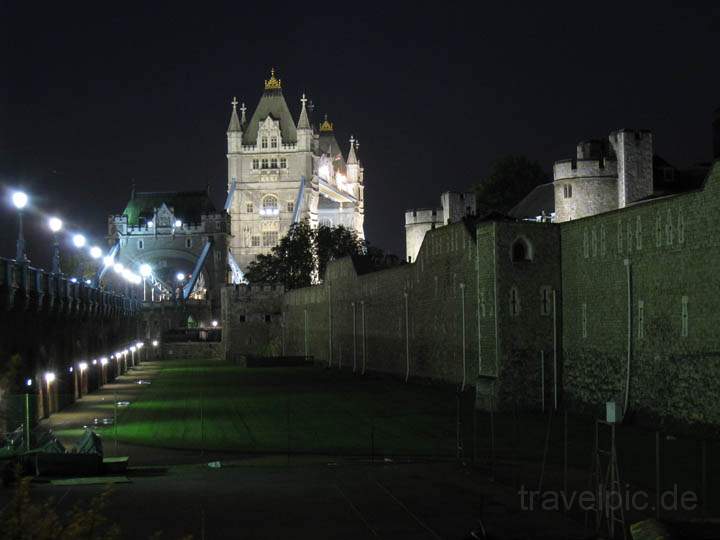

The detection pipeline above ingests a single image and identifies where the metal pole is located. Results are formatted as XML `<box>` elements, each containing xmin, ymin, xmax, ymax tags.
<box><xmin>328</xmin><ymin>283</ymin><xmax>332</xmax><ymax>368</ymax></box>
<box><xmin>460</xmin><ymin>283</ymin><xmax>466</xmax><ymax>391</ymax></box>
<box><xmin>655</xmin><ymin>431</ymin><xmax>661</xmax><ymax>519</ymax></box>
<box><xmin>114</xmin><ymin>389</ymin><xmax>118</xmax><ymax>455</ymax></box>
<box><xmin>552</xmin><ymin>290</ymin><xmax>558</xmax><ymax>410</ymax></box>
<box><xmin>361</xmin><ymin>301</ymin><xmax>366</xmax><ymax>375</ymax></box>
<box><xmin>25</xmin><ymin>393</ymin><xmax>31</xmax><ymax>452</ymax></box>
<box><xmin>404</xmin><ymin>292</ymin><xmax>409</xmax><ymax>382</ymax></box>
<box><xmin>303</xmin><ymin>308</ymin><xmax>308</xmax><ymax>359</ymax></box>
<box><xmin>52</xmin><ymin>234</ymin><xmax>61</xmax><ymax>274</ymax></box>
<box><xmin>563</xmin><ymin>410</ymin><xmax>568</xmax><ymax>495</ymax></box>
<box><xmin>352</xmin><ymin>302</ymin><xmax>357</xmax><ymax>373</ymax></box>
<box><xmin>16</xmin><ymin>210</ymin><xmax>28</xmax><ymax>264</ymax></box>
<box><xmin>200</xmin><ymin>392</ymin><xmax>204</xmax><ymax>456</ymax></box>
<box><xmin>540</xmin><ymin>350</ymin><xmax>545</xmax><ymax>412</ymax></box>
<box><xmin>701</xmin><ymin>439</ymin><xmax>707</xmax><ymax>516</ymax></box>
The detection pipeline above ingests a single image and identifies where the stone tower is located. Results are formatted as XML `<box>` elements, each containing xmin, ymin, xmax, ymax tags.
<box><xmin>553</xmin><ymin>129</ymin><xmax>653</xmax><ymax>223</ymax></box>
<box><xmin>226</xmin><ymin>70</ymin><xmax>365</xmax><ymax>273</ymax></box>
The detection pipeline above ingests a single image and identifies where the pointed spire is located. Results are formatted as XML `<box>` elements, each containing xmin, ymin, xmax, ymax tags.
<box><xmin>347</xmin><ymin>135</ymin><xmax>358</xmax><ymax>164</ymax></box>
<box><xmin>228</xmin><ymin>96</ymin><xmax>241</xmax><ymax>132</ymax></box>
<box><xmin>240</xmin><ymin>102</ymin><xmax>247</xmax><ymax>126</ymax></box>
<box><xmin>297</xmin><ymin>93</ymin><xmax>311</xmax><ymax>130</ymax></box>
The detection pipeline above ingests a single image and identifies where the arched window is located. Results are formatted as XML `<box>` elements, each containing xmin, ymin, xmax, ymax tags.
<box><xmin>509</xmin><ymin>286</ymin><xmax>521</xmax><ymax>316</ymax></box>
<box><xmin>261</xmin><ymin>195</ymin><xmax>278</xmax><ymax>216</ymax></box>
<box><xmin>511</xmin><ymin>237</ymin><xmax>532</xmax><ymax>262</ymax></box>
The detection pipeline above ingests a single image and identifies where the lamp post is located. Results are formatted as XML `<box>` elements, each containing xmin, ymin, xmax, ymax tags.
<box><xmin>176</xmin><ymin>272</ymin><xmax>185</xmax><ymax>303</ymax></box>
<box><xmin>72</xmin><ymin>234</ymin><xmax>86</xmax><ymax>280</ymax></box>
<box><xmin>48</xmin><ymin>217</ymin><xmax>63</xmax><ymax>273</ymax></box>
<box><xmin>12</xmin><ymin>191</ymin><xmax>29</xmax><ymax>264</ymax></box>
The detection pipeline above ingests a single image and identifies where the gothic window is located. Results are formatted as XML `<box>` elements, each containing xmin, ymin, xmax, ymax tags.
<box><xmin>261</xmin><ymin>195</ymin><xmax>278</xmax><ymax>216</ymax></box>
<box><xmin>286</xmin><ymin>201</ymin><xmax>294</xmax><ymax>213</ymax></box>
<box><xmin>270</xmin><ymin>158</ymin><xmax>278</xmax><ymax>169</ymax></box>
<box><xmin>261</xmin><ymin>137</ymin><xmax>268</xmax><ymax>149</ymax></box>
<box><xmin>563</xmin><ymin>184</ymin><xmax>573</xmax><ymax>198</ymax></box>
<box><xmin>137</xmin><ymin>239</ymin><xmax>144</xmax><ymax>250</ymax></box>
<box><xmin>540</xmin><ymin>286</ymin><xmax>552</xmax><ymax>316</ymax></box>
<box><xmin>239</xmin><ymin>314</ymin><xmax>246</xmax><ymax>322</ymax></box>
<box><xmin>270</xmin><ymin>137</ymin><xmax>277</xmax><ymax>148</ymax></box>
<box><xmin>636</xmin><ymin>216</ymin><xmax>642</xmax><ymax>250</ymax></box>
<box><xmin>511</xmin><ymin>237</ymin><xmax>532</xmax><ymax>262</ymax></box>
<box><xmin>251</xmin><ymin>235</ymin><xmax>260</xmax><ymax>247</ymax></box>
<box><xmin>681</xmin><ymin>295</ymin><xmax>688</xmax><ymax>337</ymax></box>
<box><xmin>509</xmin><ymin>286</ymin><xmax>520</xmax><ymax>317</ymax></box>
<box><xmin>261</xmin><ymin>159</ymin><xmax>269</xmax><ymax>169</ymax></box>
<box><xmin>320</xmin><ymin>217</ymin><xmax>333</xmax><ymax>227</ymax></box>
<box><xmin>666</xmin><ymin>209</ymin><xmax>674</xmax><ymax>245</ymax></box>
<box><xmin>581</xmin><ymin>303</ymin><xmax>588</xmax><ymax>338</ymax></box>
<box><xmin>262</xmin><ymin>231</ymin><xmax>278</xmax><ymax>247</ymax></box>
<box><xmin>638</xmin><ymin>300</ymin><xmax>645</xmax><ymax>339</ymax></box>
<box><xmin>655</xmin><ymin>214</ymin><xmax>662</xmax><ymax>247</ymax></box>
<box><xmin>252</xmin><ymin>159</ymin><xmax>259</xmax><ymax>169</ymax></box>
<box><xmin>185</xmin><ymin>238</ymin><xmax>192</xmax><ymax>248</ymax></box>
<box><xmin>280</xmin><ymin>158</ymin><xmax>287</xmax><ymax>168</ymax></box>
<box><xmin>246</xmin><ymin>203</ymin><xmax>254</xmax><ymax>213</ymax></box>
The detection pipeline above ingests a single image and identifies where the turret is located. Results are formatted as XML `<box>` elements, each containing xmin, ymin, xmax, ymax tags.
<box><xmin>346</xmin><ymin>135</ymin><xmax>359</xmax><ymax>182</ymax></box>
<box><xmin>610</xmin><ymin>129</ymin><xmax>653</xmax><ymax>208</ymax></box>
<box><xmin>227</xmin><ymin>97</ymin><xmax>242</xmax><ymax>185</ymax></box>
<box><xmin>297</xmin><ymin>93</ymin><xmax>312</xmax><ymax>151</ymax></box>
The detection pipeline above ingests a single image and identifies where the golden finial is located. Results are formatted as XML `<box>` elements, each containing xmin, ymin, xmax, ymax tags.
<box><xmin>264</xmin><ymin>68</ymin><xmax>282</xmax><ymax>90</ymax></box>
<box><xmin>319</xmin><ymin>114</ymin><xmax>334</xmax><ymax>132</ymax></box>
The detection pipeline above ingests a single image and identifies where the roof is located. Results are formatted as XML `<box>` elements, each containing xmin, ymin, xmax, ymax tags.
<box><xmin>508</xmin><ymin>182</ymin><xmax>555</xmax><ymax>219</ymax></box>
<box><xmin>122</xmin><ymin>190</ymin><xmax>217</xmax><ymax>226</ymax></box>
<box><xmin>319</xmin><ymin>131</ymin><xmax>345</xmax><ymax>165</ymax></box>
<box><xmin>243</xmin><ymin>88</ymin><xmax>297</xmax><ymax>145</ymax></box>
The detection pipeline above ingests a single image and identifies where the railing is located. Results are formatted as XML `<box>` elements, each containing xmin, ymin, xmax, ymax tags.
<box><xmin>0</xmin><ymin>256</ymin><xmax>143</xmax><ymax>313</ymax></box>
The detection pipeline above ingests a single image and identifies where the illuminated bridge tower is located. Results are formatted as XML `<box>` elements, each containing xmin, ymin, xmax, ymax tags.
<box><xmin>226</xmin><ymin>69</ymin><xmax>365</xmax><ymax>273</ymax></box>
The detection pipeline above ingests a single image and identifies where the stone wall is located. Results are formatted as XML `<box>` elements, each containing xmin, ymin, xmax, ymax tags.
<box><xmin>162</xmin><ymin>341</ymin><xmax>223</xmax><ymax>360</ymax></box>
<box><xmin>560</xmin><ymin>162</ymin><xmax>720</xmax><ymax>426</ymax></box>
<box><xmin>221</xmin><ymin>284</ymin><xmax>284</xmax><ymax>361</ymax></box>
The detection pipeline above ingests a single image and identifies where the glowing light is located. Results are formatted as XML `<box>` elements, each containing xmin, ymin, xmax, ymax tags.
<box><xmin>92</xmin><ymin>359</ymin><xmax>97</xmax><ymax>365</ymax></box>
<box><xmin>84</xmin><ymin>279</ymin><xmax>92</xmax><ymax>285</ymax></box>
<box><xmin>89</xmin><ymin>246</ymin><xmax>102</xmax><ymax>259</ymax></box>
<box><xmin>48</xmin><ymin>217</ymin><xmax>63</xmax><ymax>232</ymax></box>
<box><xmin>12</xmin><ymin>191</ymin><xmax>28</xmax><ymax>209</ymax></box>
<box><xmin>79</xmin><ymin>362</ymin><xmax>88</xmax><ymax>371</ymax></box>
<box><xmin>113</xmin><ymin>262</ymin><xmax>124</xmax><ymax>274</ymax></box>
<box><xmin>69</xmin><ymin>366</ymin><xmax>74</xmax><ymax>373</ymax></box>
<box><xmin>176</xmin><ymin>272</ymin><xmax>185</xmax><ymax>281</ymax></box>
<box><xmin>100</xmin><ymin>357</ymin><xmax>108</xmax><ymax>366</ymax></box>
<box><xmin>211</xmin><ymin>320</ymin><xmax>218</xmax><ymax>327</ymax></box>
<box><xmin>103</xmin><ymin>255</ymin><xmax>115</xmax><ymax>267</ymax></box>
<box><xmin>130</xmin><ymin>346</ymin><xmax>136</xmax><ymax>353</ymax></box>
<box><xmin>122</xmin><ymin>349</ymin><xmax>129</xmax><ymax>355</ymax></box>
<box><xmin>136</xmin><ymin>341</ymin><xmax>144</xmax><ymax>348</ymax></box>
<box><xmin>318</xmin><ymin>164</ymin><xmax>330</xmax><ymax>180</ymax></box>
<box><xmin>70</xmin><ymin>277</ymin><xmax>78</xmax><ymax>283</ymax></box>
<box><xmin>26</xmin><ymin>378</ymin><xmax>33</xmax><ymax>387</ymax></box>
<box><xmin>139</xmin><ymin>264</ymin><xmax>152</xmax><ymax>278</ymax></box>
<box><xmin>44</xmin><ymin>372</ymin><xmax>56</xmax><ymax>383</ymax></box>
<box><xmin>147</xmin><ymin>220</ymin><xmax>154</xmax><ymax>227</ymax></box>
<box><xmin>72</xmin><ymin>234</ymin><xmax>86</xmax><ymax>248</ymax></box>
<box><xmin>152</xmin><ymin>340</ymin><xmax>159</xmax><ymax>347</ymax></box>
<box><xmin>174</xmin><ymin>219</ymin><xmax>182</xmax><ymax>228</ymax></box>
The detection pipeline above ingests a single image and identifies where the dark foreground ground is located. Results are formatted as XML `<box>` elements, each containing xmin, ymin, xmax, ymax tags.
<box><xmin>2</xmin><ymin>358</ymin><xmax>717</xmax><ymax>538</ymax></box>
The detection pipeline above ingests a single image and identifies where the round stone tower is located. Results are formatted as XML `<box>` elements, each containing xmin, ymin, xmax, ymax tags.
<box><xmin>553</xmin><ymin>139</ymin><xmax>618</xmax><ymax>222</ymax></box>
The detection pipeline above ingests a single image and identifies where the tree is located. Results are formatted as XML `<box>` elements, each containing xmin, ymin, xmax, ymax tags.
<box><xmin>475</xmin><ymin>155</ymin><xmax>548</xmax><ymax>214</ymax></box>
<box><xmin>244</xmin><ymin>221</ymin><xmax>366</xmax><ymax>290</ymax></box>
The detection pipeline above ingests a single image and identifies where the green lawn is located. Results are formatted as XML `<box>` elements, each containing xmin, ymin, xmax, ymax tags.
<box><xmin>95</xmin><ymin>359</ymin><xmax>459</xmax><ymax>456</ymax></box>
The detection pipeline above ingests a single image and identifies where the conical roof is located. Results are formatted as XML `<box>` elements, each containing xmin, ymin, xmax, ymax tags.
<box><xmin>297</xmin><ymin>94</ymin><xmax>311</xmax><ymax>130</ymax></box>
<box><xmin>243</xmin><ymin>70</ymin><xmax>297</xmax><ymax>145</ymax></box>
<box><xmin>227</xmin><ymin>97</ymin><xmax>241</xmax><ymax>132</ymax></box>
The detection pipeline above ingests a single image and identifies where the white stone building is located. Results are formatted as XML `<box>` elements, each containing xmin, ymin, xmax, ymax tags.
<box><xmin>226</xmin><ymin>70</ymin><xmax>365</xmax><ymax>272</ymax></box>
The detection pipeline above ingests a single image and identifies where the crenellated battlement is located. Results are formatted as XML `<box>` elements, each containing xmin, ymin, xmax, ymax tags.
<box><xmin>553</xmin><ymin>158</ymin><xmax>617</xmax><ymax>181</ymax></box>
<box><xmin>405</xmin><ymin>208</ymin><xmax>442</xmax><ymax>225</ymax></box>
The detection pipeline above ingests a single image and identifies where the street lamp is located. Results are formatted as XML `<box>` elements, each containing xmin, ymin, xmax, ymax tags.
<box><xmin>89</xmin><ymin>246</ymin><xmax>102</xmax><ymax>259</ymax></box>
<box><xmin>72</xmin><ymin>234</ymin><xmax>86</xmax><ymax>248</ymax></box>
<box><xmin>211</xmin><ymin>320</ymin><xmax>218</xmax><ymax>328</ymax></box>
<box><xmin>12</xmin><ymin>191</ymin><xmax>29</xmax><ymax>264</ymax></box>
<box><xmin>48</xmin><ymin>217</ymin><xmax>63</xmax><ymax>274</ymax></box>
<box><xmin>174</xmin><ymin>219</ymin><xmax>182</xmax><ymax>228</ymax></box>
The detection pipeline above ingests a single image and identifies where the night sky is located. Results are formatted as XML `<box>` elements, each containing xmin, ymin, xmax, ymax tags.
<box><xmin>2</xmin><ymin>5</ymin><xmax>719</xmax><ymax>267</ymax></box>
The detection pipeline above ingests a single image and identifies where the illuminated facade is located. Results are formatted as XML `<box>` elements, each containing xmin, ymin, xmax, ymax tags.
<box><xmin>226</xmin><ymin>69</ymin><xmax>365</xmax><ymax>272</ymax></box>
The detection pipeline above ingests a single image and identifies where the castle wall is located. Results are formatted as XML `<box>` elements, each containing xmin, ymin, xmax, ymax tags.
<box><xmin>560</xmin><ymin>162</ymin><xmax>720</xmax><ymax>426</ymax></box>
<box><xmin>282</xmin><ymin>220</ymin><xmax>561</xmax><ymax>409</ymax></box>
